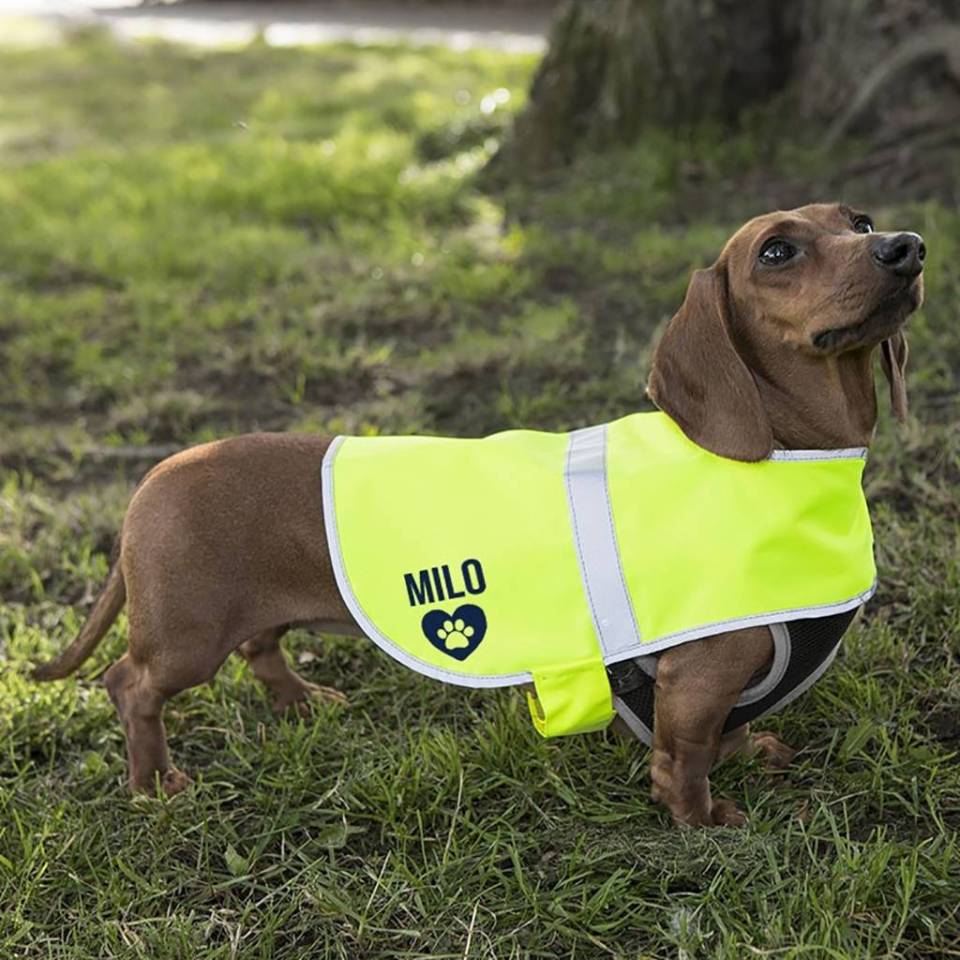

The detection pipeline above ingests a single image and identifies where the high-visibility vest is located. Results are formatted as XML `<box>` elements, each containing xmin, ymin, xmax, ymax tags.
<box><xmin>321</xmin><ymin>412</ymin><xmax>875</xmax><ymax>738</ymax></box>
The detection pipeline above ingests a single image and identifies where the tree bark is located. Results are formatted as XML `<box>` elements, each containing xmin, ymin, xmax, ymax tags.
<box><xmin>502</xmin><ymin>0</ymin><xmax>960</xmax><ymax>175</ymax></box>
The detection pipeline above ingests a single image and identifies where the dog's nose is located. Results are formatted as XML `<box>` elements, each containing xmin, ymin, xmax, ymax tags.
<box><xmin>872</xmin><ymin>232</ymin><xmax>926</xmax><ymax>277</ymax></box>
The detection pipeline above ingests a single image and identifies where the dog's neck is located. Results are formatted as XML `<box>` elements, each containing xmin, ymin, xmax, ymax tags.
<box><xmin>750</xmin><ymin>344</ymin><xmax>879</xmax><ymax>451</ymax></box>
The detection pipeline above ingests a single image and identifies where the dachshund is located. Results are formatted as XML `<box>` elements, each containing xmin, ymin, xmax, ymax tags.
<box><xmin>34</xmin><ymin>203</ymin><xmax>925</xmax><ymax>827</ymax></box>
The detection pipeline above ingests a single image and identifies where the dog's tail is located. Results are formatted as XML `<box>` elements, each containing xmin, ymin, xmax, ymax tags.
<box><xmin>33</xmin><ymin>561</ymin><xmax>126</xmax><ymax>681</ymax></box>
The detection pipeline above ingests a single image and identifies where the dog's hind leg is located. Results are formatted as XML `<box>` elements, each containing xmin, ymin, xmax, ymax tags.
<box><xmin>103</xmin><ymin>612</ymin><xmax>240</xmax><ymax>795</ymax></box>
<box><xmin>238</xmin><ymin>629</ymin><xmax>347</xmax><ymax>715</ymax></box>
<box><xmin>104</xmin><ymin>654</ymin><xmax>192</xmax><ymax>796</ymax></box>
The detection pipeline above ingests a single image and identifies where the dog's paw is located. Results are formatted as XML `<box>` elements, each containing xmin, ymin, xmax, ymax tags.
<box><xmin>306</xmin><ymin>683</ymin><xmax>349</xmax><ymax>707</ymax></box>
<box><xmin>667</xmin><ymin>797</ymin><xmax>747</xmax><ymax>828</ymax></box>
<box><xmin>131</xmin><ymin>766</ymin><xmax>193</xmax><ymax>797</ymax></box>
<box><xmin>750</xmin><ymin>730</ymin><xmax>797</xmax><ymax>769</ymax></box>
<box><xmin>161</xmin><ymin>768</ymin><xmax>192</xmax><ymax>797</ymax></box>
<box><xmin>710</xmin><ymin>798</ymin><xmax>747</xmax><ymax>827</ymax></box>
<box><xmin>275</xmin><ymin>682</ymin><xmax>349</xmax><ymax>716</ymax></box>
<box><xmin>435</xmin><ymin>618</ymin><xmax>475</xmax><ymax>651</ymax></box>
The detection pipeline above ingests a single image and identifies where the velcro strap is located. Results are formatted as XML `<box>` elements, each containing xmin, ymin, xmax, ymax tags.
<box><xmin>526</xmin><ymin>657</ymin><xmax>615</xmax><ymax>737</ymax></box>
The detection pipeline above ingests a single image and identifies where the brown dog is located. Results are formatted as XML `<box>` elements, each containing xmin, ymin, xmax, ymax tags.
<box><xmin>34</xmin><ymin>203</ymin><xmax>924</xmax><ymax>826</ymax></box>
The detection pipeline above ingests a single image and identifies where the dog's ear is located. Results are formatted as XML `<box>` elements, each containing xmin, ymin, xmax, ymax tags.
<box><xmin>647</xmin><ymin>264</ymin><xmax>773</xmax><ymax>462</ymax></box>
<box><xmin>880</xmin><ymin>331</ymin><xmax>909</xmax><ymax>423</ymax></box>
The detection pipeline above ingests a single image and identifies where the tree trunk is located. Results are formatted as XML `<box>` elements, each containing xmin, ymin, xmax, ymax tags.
<box><xmin>503</xmin><ymin>0</ymin><xmax>960</xmax><ymax>174</ymax></box>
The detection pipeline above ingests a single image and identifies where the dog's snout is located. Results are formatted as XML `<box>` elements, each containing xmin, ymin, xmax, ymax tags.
<box><xmin>872</xmin><ymin>232</ymin><xmax>926</xmax><ymax>277</ymax></box>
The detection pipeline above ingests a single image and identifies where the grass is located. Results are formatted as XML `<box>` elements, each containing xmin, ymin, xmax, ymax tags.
<box><xmin>1</xmin><ymin>28</ymin><xmax>959</xmax><ymax>960</ymax></box>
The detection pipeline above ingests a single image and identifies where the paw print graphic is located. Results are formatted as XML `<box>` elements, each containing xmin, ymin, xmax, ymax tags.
<box><xmin>422</xmin><ymin>605</ymin><xmax>486</xmax><ymax>660</ymax></box>
<box><xmin>436</xmin><ymin>617</ymin><xmax>475</xmax><ymax>651</ymax></box>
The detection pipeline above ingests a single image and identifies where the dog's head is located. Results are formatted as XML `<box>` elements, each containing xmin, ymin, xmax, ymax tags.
<box><xmin>648</xmin><ymin>203</ymin><xmax>924</xmax><ymax>460</ymax></box>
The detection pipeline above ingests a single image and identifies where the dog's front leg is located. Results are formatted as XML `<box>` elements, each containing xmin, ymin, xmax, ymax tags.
<box><xmin>649</xmin><ymin>626</ymin><xmax>773</xmax><ymax>827</ymax></box>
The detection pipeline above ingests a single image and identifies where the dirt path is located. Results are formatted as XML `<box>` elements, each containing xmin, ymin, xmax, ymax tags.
<box><xmin>2</xmin><ymin>0</ymin><xmax>552</xmax><ymax>51</ymax></box>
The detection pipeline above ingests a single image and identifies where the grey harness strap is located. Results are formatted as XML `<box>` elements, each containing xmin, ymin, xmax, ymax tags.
<box><xmin>608</xmin><ymin>607</ymin><xmax>859</xmax><ymax>745</ymax></box>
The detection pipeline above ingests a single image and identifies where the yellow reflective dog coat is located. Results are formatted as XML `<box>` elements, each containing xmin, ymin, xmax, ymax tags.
<box><xmin>321</xmin><ymin>412</ymin><xmax>876</xmax><ymax>739</ymax></box>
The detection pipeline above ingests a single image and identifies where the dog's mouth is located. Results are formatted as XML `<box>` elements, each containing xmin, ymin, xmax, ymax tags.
<box><xmin>811</xmin><ymin>282</ymin><xmax>921</xmax><ymax>353</ymax></box>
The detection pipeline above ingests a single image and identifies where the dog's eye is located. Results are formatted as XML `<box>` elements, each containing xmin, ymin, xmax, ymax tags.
<box><xmin>852</xmin><ymin>216</ymin><xmax>874</xmax><ymax>234</ymax></box>
<box><xmin>758</xmin><ymin>238</ymin><xmax>797</xmax><ymax>266</ymax></box>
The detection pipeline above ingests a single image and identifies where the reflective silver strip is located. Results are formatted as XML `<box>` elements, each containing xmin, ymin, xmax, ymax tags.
<box><xmin>749</xmin><ymin>636</ymin><xmax>844</xmax><ymax>722</ymax></box>
<box><xmin>601</xmin><ymin>580</ymin><xmax>875</xmax><ymax>664</ymax></box>
<box><xmin>321</xmin><ymin>436</ymin><xmax>529</xmax><ymax>689</ymax></box>
<box><xmin>768</xmin><ymin>447</ymin><xmax>867</xmax><ymax>461</ymax></box>
<box><xmin>564</xmin><ymin>425</ymin><xmax>642</xmax><ymax>659</ymax></box>
<box><xmin>735</xmin><ymin>622</ymin><xmax>790</xmax><ymax>706</ymax></box>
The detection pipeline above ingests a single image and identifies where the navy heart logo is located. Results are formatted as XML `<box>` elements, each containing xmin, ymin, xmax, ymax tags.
<box><xmin>421</xmin><ymin>604</ymin><xmax>487</xmax><ymax>661</ymax></box>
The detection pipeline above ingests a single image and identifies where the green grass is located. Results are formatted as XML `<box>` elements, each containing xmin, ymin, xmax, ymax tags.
<box><xmin>1</xmin><ymin>29</ymin><xmax>959</xmax><ymax>960</ymax></box>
